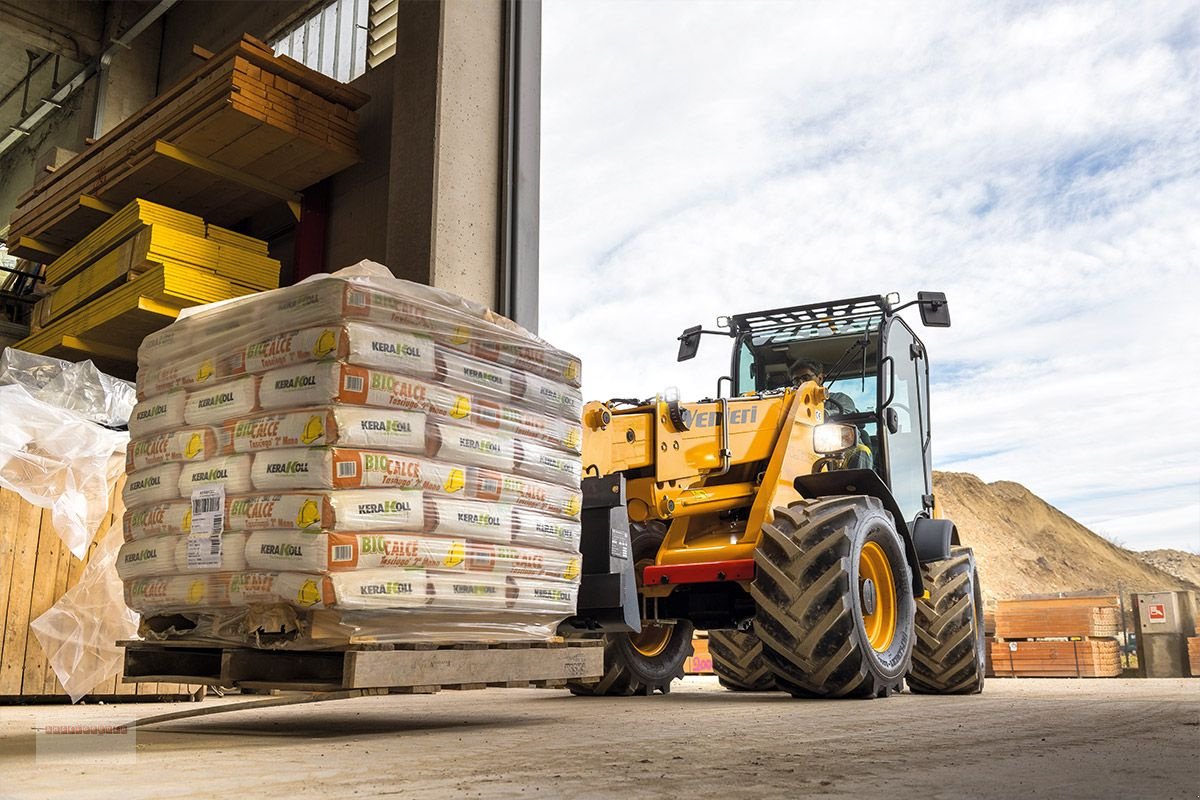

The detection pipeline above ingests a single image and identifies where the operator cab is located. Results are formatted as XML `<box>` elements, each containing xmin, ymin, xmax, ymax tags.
<box><xmin>681</xmin><ymin>293</ymin><xmax>949</xmax><ymax>525</ymax></box>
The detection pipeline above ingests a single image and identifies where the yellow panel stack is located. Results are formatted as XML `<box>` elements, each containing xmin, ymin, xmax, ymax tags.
<box><xmin>15</xmin><ymin>198</ymin><xmax>280</xmax><ymax>379</ymax></box>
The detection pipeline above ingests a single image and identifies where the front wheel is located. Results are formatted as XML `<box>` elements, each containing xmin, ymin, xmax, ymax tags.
<box><xmin>752</xmin><ymin>496</ymin><xmax>915</xmax><ymax>699</ymax></box>
<box><xmin>567</xmin><ymin>522</ymin><xmax>694</xmax><ymax>696</ymax></box>
<box><xmin>907</xmin><ymin>546</ymin><xmax>986</xmax><ymax>694</ymax></box>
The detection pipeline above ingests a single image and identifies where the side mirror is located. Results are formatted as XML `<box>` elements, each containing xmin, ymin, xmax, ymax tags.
<box><xmin>677</xmin><ymin>325</ymin><xmax>702</xmax><ymax>361</ymax></box>
<box><xmin>917</xmin><ymin>291</ymin><xmax>950</xmax><ymax>327</ymax></box>
<box><xmin>885</xmin><ymin>407</ymin><xmax>900</xmax><ymax>434</ymax></box>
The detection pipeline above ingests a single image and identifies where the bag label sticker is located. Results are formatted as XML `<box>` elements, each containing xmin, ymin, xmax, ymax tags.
<box><xmin>187</xmin><ymin>486</ymin><xmax>225</xmax><ymax>568</ymax></box>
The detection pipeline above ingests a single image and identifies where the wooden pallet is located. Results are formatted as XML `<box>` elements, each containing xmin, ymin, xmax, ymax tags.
<box><xmin>121</xmin><ymin>639</ymin><xmax>604</xmax><ymax>694</ymax></box>
<box><xmin>0</xmin><ymin>483</ymin><xmax>198</xmax><ymax>703</ymax></box>
<box><xmin>994</xmin><ymin>596</ymin><xmax>1120</xmax><ymax>639</ymax></box>
<box><xmin>990</xmin><ymin>639</ymin><xmax>1122</xmax><ymax>678</ymax></box>
<box><xmin>7</xmin><ymin>34</ymin><xmax>367</xmax><ymax>259</ymax></box>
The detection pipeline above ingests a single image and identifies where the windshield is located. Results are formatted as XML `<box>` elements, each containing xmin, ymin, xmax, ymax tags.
<box><xmin>734</xmin><ymin>315</ymin><xmax>882</xmax><ymax>413</ymax></box>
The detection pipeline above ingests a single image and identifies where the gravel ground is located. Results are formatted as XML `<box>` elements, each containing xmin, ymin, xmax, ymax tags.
<box><xmin>1</xmin><ymin>676</ymin><xmax>1197</xmax><ymax>799</ymax></box>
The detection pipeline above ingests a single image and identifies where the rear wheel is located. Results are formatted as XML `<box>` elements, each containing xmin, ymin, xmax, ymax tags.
<box><xmin>907</xmin><ymin>546</ymin><xmax>986</xmax><ymax>694</ymax></box>
<box><xmin>568</xmin><ymin>522</ymin><xmax>694</xmax><ymax>696</ymax></box>
<box><xmin>709</xmin><ymin>629</ymin><xmax>776</xmax><ymax>691</ymax></box>
<box><xmin>752</xmin><ymin>496</ymin><xmax>915</xmax><ymax>698</ymax></box>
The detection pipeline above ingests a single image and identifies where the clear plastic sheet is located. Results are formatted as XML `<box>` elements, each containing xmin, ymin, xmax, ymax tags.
<box><xmin>0</xmin><ymin>347</ymin><xmax>136</xmax><ymax>427</ymax></box>
<box><xmin>122</xmin><ymin>262</ymin><xmax>583</xmax><ymax>647</ymax></box>
<box><xmin>29</xmin><ymin>522</ymin><xmax>141</xmax><ymax>702</ymax></box>
<box><xmin>0</xmin><ymin>383</ymin><xmax>129</xmax><ymax>558</ymax></box>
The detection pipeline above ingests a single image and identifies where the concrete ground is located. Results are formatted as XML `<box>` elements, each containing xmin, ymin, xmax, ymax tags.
<box><xmin>0</xmin><ymin>677</ymin><xmax>1197</xmax><ymax>799</ymax></box>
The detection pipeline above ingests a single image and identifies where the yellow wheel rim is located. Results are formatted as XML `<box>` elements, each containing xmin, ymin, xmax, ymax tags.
<box><xmin>629</xmin><ymin>555</ymin><xmax>672</xmax><ymax>657</ymax></box>
<box><xmin>629</xmin><ymin>623</ymin><xmax>673</xmax><ymax>657</ymax></box>
<box><xmin>859</xmin><ymin>540</ymin><xmax>897</xmax><ymax>652</ymax></box>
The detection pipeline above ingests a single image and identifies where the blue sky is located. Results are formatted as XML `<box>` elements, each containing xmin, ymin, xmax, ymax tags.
<box><xmin>538</xmin><ymin>1</ymin><xmax>1200</xmax><ymax>552</ymax></box>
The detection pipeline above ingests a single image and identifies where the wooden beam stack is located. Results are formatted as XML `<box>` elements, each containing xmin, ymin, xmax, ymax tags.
<box><xmin>1189</xmin><ymin>622</ymin><xmax>1200</xmax><ymax>677</ymax></box>
<box><xmin>992</xmin><ymin>596</ymin><xmax>1124</xmax><ymax>678</ymax></box>
<box><xmin>6</xmin><ymin>34</ymin><xmax>368</xmax><ymax>259</ymax></box>
<box><xmin>991</xmin><ymin>640</ymin><xmax>1122</xmax><ymax>678</ymax></box>
<box><xmin>14</xmin><ymin>198</ymin><xmax>279</xmax><ymax>379</ymax></box>
<box><xmin>995</xmin><ymin>596</ymin><xmax>1120</xmax><ymax>639</ymax></box>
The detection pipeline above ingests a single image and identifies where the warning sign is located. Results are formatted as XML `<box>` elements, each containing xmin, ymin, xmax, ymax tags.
<box><xmin>1148</xmin><ymin>603</ymin><xmax>1166</xmax><ymax>623</ymax></box>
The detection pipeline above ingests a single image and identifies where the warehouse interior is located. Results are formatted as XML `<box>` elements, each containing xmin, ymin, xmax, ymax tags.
<box><xmin>0</xmin><ymin>0</ymin><xmax>540</xmax><ymax>368</ymax></box>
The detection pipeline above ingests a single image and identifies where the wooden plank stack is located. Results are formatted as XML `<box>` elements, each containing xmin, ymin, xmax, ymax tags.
<box><xmin>991</xmin><ymin>596</ymin><xmax>1123</xmax><ymax>678</ymax></box>
<box><xmin>991</xmin><ymin>640</ymin><xmax>1122</xmax><ymax>678</ymax></box>
<box><xmin>995</xmin><ymin>596</ymin><xmax>1121</xmax><ymax>639</ymax></box>
<box><xmin>685</xmin><ymin>635</ymin><xmax>713</xmax><ymax>675</ymax></box>
<box><xmin>1189</xmin><ymin>622</ymin><xmax>1200</xmax><ymax>677</ymax></box>
<box><xmin>7</xmin><ymin>34</ymin><xmax>367</xmax><ymax>259</ymax></box>
<box><xmin>0</xmin><ymin>481</ymin><xmax>198</xmax><ymax>702</ymax></box>
<box><xmin>14</xmin><ymin>198</ymin><xmax>280</xmax><ymax>379</ymax></box>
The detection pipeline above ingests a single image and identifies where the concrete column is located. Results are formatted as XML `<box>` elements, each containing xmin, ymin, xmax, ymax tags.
<box><xmin>385</xmin><ymin>0</ymin><xmax>504</xmax><ymax>311</ymax></box>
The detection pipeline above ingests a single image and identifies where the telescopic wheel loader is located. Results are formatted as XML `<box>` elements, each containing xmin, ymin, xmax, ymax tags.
<box><xmin>560</xmin><ymin>292</ymin><xmax>986</xmax><ymax>698</ymax></box>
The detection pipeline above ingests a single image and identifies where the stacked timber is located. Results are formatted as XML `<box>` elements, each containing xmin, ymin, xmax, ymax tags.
<box><xmin>1189</xmin><ymin>622</ymin><xmax>1200</xmax><ymax>677</ymax></box>
<box><xmin>685</xmin><ymin>635</ymin><xmax>713</xmax><ymax>675</ymax></box>
<box><xmin>7</xmin><ymin>34</ymin><xmax>367</xmax><ymax>260</ymax></box>
<box><xmin>991</xmin><ymin>640</ymin><xmax>1122</xmax><ymax>678</ymax></box>
<box><xmin>0</xmin><ymin>482</ymin><xmax>198</xmax><ymax>702</ymax></box>
<box><xmin>992</xmin><ymin>596</ymin><xmax>1122</xmax><ymax>678</ymax></box>
<box><xmin>995</xmin><ymin>596</ymin><xmax>1120</xmax><ymax>639</ymax></box>
<box><xmin>15</xmin><ymin>199</ymin><xmax>280</xmax><ymax>379</ymax></box>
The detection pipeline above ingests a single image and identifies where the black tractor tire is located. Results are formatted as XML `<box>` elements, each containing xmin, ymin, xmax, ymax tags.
<box><xmin>709</xmin><ymin>629</ymin><xmax>777</xmax><ymax>691</ymax></box>
<box><xmin>568</xmin><ymin>522</ymin><xmax>694</xmax><ymax>697</ymax></box>
<box><xmin>752</xmin><ymin>497</ymin><xmax>915</xmax><ymax>699</ymax></box>
<box><xmin>907</xmin><ymin>546</ymin><xmax>986</xmax><ymax>695</ymax></box>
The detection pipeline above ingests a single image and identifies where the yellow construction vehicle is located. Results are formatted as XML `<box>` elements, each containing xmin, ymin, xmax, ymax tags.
<box><xmin>561</xmin><ymin>292</ymin><xmax>985</xmax><ymax>698</ymax></box>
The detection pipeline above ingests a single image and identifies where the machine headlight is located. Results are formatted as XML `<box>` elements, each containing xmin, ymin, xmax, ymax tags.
<box><xmin>814</xmin><ymin>423</ymin><xmax>856</xmax><ymax>454</ymax></box>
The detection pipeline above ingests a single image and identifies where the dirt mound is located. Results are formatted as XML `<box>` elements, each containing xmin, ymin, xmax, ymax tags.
<box><xmin>932</xmin><ymin>472</ymin><xmax>1197</xmax><ymax>607</ymax></box>
<box><xmin>1135</xmin><ymin>549</ymin><xmax>1200</xmax><ymax>587</ymax></box>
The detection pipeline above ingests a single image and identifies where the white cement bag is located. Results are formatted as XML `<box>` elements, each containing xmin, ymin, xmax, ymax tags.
<box><xmin>515</xmin><ymin>439</ymin><xmax>583</xmax><ymax>487</ymax></box>
<box><xmin>509</xmin><ymin>577</ymin><xmax>578</xmax><ymax>614</ymax></box>
<box><xmin>432</xmin><ymin>423</ymin><xmax>517</xmax><ymax>473</ymax></box>
<box><xmin>512</xmin><ymin>510</ymin><xmax>583</xmax><ymax>553</ymax></box>
<box><xmin>176</xmin><ymin>453</ymin><xmax>254</xmax><ymax>496</ymax></box>
<box><xmin>469</xmin><ymin>468</ymin><xmax>582</xmax><ymax>518</ymax></box>
<box><xmin>297</xmin><ymin>568</ymin><xmax>431</xmax><ymax>610</ymax></box>
<box><xmin>123</xmin><ymin>499</ymin><xmax>193</xmax><ymax>540</ymax></box>
<box><xmin>426</xmin><ymin>570</ymin><xmax>510</xmax><ymax>611</ymax></box>
<box><xmin>250</xmin><ymin>447</ymin><xmax>472</xmax><ymax>495</ymax></box>
<box><xmin>137</xmin><ymin>352</ymin><xmax>220</xmax><ymax>398</ymax></box>
<box><xmin>226</xmin><ymin>489</ymin><xmax>430</xmax><ymax>532</ymax></box>
<box><xmin>129</xmin><ymin>390</ymin><xmax>187</xmax><ymax>437</ymax></box>
<box><xmin>183</xmin><ymin>374</ymin><xmax>258</xmax><ymax>426</ymax></box>
<box><xmin>116</xmin><ymin>535</ymin><xmax>179</xmax><ymax>580</ymax></box>
<box><xmin>174</xmin><ymin>532</ymin><xmax>249</xmax><ymax>572</ymax></box>
<box><xmin>123</xmin><ymin>462</ymin><xmax>183</xmax><ymax>508</ymax></box>
<box><xmin>427</xmin><ymin>498</ymin><xmax>513</xmax><ymax>543</ymax></box>
<box><xmin>228</xmin><ymin>406</ymin><xmax>430</xmax><ymax>454</ymax></box>
<box><xmin>244</xmin><ymin>531</ymin><xmax>468</xmax><ymax>573</ymax></box>
<box><xmin>126</xmin><ymin>426</ymin><xmax>224</xmax><ymax>473</ymax></box>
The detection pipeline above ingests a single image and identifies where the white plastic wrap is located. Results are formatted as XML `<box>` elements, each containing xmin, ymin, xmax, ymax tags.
<box><xmin>0</xmin><ymin>348</ymin><xmax>137</xmax><ymax>428</ymax></box>
<box><xmin>29</xmin><ymin>522</ymin><xmax>140</xmax><ymax>703</ymax></box>
<box><xmin>121</xmin><ymin>262</ymin><xmax>583</xmax><ymax>646</ymax></box>
<box><xmin>0</xmin><ymin>384</ymin><xmax>129</xmax><ymax>557</ymax></box>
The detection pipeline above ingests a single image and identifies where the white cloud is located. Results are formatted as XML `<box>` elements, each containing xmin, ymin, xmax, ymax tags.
<box><xmin>540</xmin><ymin>0</ymin><xmax>1200</xmax><ymax>552</ymax></box>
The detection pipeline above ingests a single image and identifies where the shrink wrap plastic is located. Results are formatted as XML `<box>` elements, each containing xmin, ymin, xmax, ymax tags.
<box><xmin>121</xmin><ymin>262</ymin><xmax>583</xmax><ymax>645</ymax></box>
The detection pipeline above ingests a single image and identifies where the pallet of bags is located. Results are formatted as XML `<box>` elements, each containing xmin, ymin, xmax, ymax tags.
<box><xmin>117</xmin><ymin>261</ymin><xmax>584</xmax><ymax>646</ymax></box>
